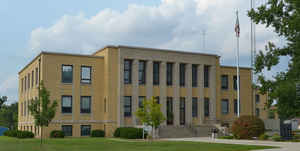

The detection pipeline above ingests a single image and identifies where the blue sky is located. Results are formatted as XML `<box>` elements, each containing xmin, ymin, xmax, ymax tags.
<box><xmin>0</xmin><ymin>0</ymin><xmax>288</xmax><ymax>103</ymax></box>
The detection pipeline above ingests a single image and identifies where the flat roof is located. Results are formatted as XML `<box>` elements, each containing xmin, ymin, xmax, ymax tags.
<box><xmin>221</xmin><ymin>65</ymin><xmax>252</xmax><ymax>70</ymax></box>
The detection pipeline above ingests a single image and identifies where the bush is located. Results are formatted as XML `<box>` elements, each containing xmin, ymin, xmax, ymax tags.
<box><xmin>115</xmin><ymin>127</ymin><xmax>145</xmax><ymax>139</ymax></box>
<box><xmin>50</xmin><ymin>130</ymin><xmax>65</xmax><ymax>138</ymax></box>
<box><xmin>293</xmin><ymin>134</ymin><xmax>300</xmax><ymax>140</ymax></box>
<box><xmin>91</xmin><ymin>130</ymin><xmax>105</xmax><ymax>137</ymax></box>
<box><xmin>271</xmin><ymin>134</ymin><xmax>281</xmax><ymax>141</ymax></box>
<box><xmin>218</xmin><ymin>135</ymin><xmax>234</xmax><ymax>139</ymax></box>
<box><xmin>3</xmin><ymin>130</ymin><xmax>18</xmax><ymax>137</ymax></box>
<box><xmin>16</xmin><ymin>131</ymin><xmax>34</xmax><ymax>139</ymax></box>
<box><xmin>114</xmin><ymin>128</ymin><xmax>121</xmax><ymax>137</ymax></box>
<box><xmin>231</xmin><ymin>116</ymin><xmax>265</xmax><ymax>139</ymax></box>
<box><xmin>259</xmin><ymin>134</ymin><xmax>269</xmax><ymax>140</ymax></box>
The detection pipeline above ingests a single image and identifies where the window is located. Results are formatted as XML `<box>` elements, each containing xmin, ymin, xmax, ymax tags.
<box><xmin>204</xmin><ymin>65</ymin><xmax>210</xmax><ymax>88</ymax></box>
<box><xmin>62</xmin><ymin>96</ymin><xmax>72</xmax><ymax>113</ymax></box>
<box><xmin>221</xmin><ymin>75</ymin><xmax>228</xmax><ymax>90</ymax></box>
<box><xmin>192</xmin><ymin>64</ymin><xmax>198</xmax><ymax>87</ymax></box>
<box><xmin>138</xmin><ymin>96</ymin><xmax>146</xmax><ymax>108</ymax></box>
<box><xmin>166</xmin><ymin>63</ymin><xmax>173</xmax><ymax>85</ymax></box>
<box><xmin>81</xmin><ymin>66</ymin><xmax>92</xmax><ymax>84</ymax></box>
<box><xmin>153</xmin><ymin>62</ymin><xmax>160</xmax><ymax>85</ymax></box>
<box><xmin>221</xmin><ymin>99</ymin><xmax>229</xmax><ymax>114</ymax></box>
<box><xmin>192</xmin><ymin>97</ymin><xmax>198</xmax><ymax>117</ymax></box>
<box><xmin>62</xmin><ymin>125</ymin><xmax>72</xmax><ymax>136</ymax></box>
<box><xmin>155</xmin><ymin>96</ymin><xmax>160</xmax><ymax>104</ymax></box>
<box><xmin>180</xmin><ymin>97</ymin><xmax>185</xmax><ymax>125</ymax></box>
<box><xmin>139</xmin><ymin>61</ymin><xmax>146</xmax><ymax>85</ymax></box>
<box><xmin>35</xmin><ymin>68</ymin><xmax>39</xmax><ymax>85</ymax></box>
<box><xmin>124</xmin><ymin>96</ymin><xmax>132</xmax><ymax>117</ymax></box>
<box><xmin>179</xmin><ymin>63</ymin><xmax>186</xmax><ymax>86</ymax></box>
<box><xmin>25</xmin><ymin>76</ymin><xmax>27</xmax><ymax>91</ymax></box>
<box><xmin>124</xmin><ymin>60</ymin><xmax>132</xmax><ymax>84</ymax></box>
<box><xmin>21</xmin><ymin>102</ymin><xmax>23</xmax><ymax>116</ymax></box>
<box><xmin>80</xmin><ymin>125</ymin><xmax>91</xmax><ymax>136</ymax></box>
<box><xmin>28</xmin><ymin>73</ymin><xmax>30</xmax><ymax>89</ymax></box>
<box><xmin>62</xmin><ymin>65</ymin><xmax>73</xmax><ymax>83</ymax></box>
<box><xmin>166</xmin><ymin>97</ymin><xmax>173</xmax><ymax>125</ymax></box>
<box><xmin>256</xmin><ymin>108</ymin><xmax>260</xmax><ymax>117</ymax></box>
<box><xmin>21</xmin><ymin>78</ymin><xmax>24</xmax><ymax>92</ymax></box>
<box><xmin>255</xmin><ymin>94</ymin><xmax>260</xmax><ymax>103</ymax></box>
<box><xmin>81</xmin><ymin>96</ymin><xmax>91</xmax><ymax>113</ymax></box>
<box><xmin>268</xmin><ymin>110</ymin><xmax>275</xmax><ymax>119</ymax></box>
<box><xmin>233</xmin><ymin>76</ymin><xmax>240</xmax><ymax>90</ymax></box>
<box><xmin>234</xmin><ymin>99</ymin><xmax>241</xmax><ymax>115</ymax></box>
<box><xmin>204</xmin><ymin>98</ymin><xmax>210</xmax><ymax>117</ymax></box>
<box><xmin>104</xmin><ymin>98</ymin><xmax>107</xmax><ymax>113</ymax></box>
<box><xmin>31</xmin><ymin>70</ymin><xmax>34</xmax><ymax>87</ymax></box>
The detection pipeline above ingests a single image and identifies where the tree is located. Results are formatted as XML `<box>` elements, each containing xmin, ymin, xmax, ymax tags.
<box><xmin>0</xmin><ymin>102</ymin><xmax>18</xmax><ymax>130</ymax></box>
<box><xmin>248</xmin><ymin>0</ymin><xmax>300</xmax><ymax>119</ymax></box>
<box><xmin>0</xmin><ymin>96</ymin><xmax>7</xmax><ymax>110</ymax></box>
<box><xmin>135</xmin><ymin>97</ymin><xmax>166</xmax><ymax>139</ymax></box>
<box><xmin>29</xmin><ymin>81</ymin><xmax>58</xmax><ymax>145</ymax></box>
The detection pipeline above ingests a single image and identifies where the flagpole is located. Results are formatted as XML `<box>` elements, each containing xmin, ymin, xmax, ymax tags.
<box><xmin>236</xmin><ymin>10</ymin><xmax>240</xmax><ymax>117</ymax></box>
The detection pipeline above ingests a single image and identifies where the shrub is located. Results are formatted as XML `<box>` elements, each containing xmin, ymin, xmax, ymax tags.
<box><xmin>259</xmin><ymin>134</ymin><xmax>269</xmax><ymax>140</ymax></box>
<box><xmin>16</xmin><ymin>131</ymin><xmax>34</xmax><ymax>139</ymax></box>
<box><xmin>114</xmin><ymin>128</ymin><xmax>121</xmax><ymax>137</ymax></box>
<box><xmin>271</xmin><ymin>134</ymin><xmax>281</xmax><ymax>141</ymax></box>
<box><xmin>293</xmin><ymin>134</ymin><xmax>300</xmax><ymax>140</ymax></box>
<box><xmin>218</xmin><ymin>135</ymin><xmax>234</xmax><ymax>139</ymax></box>
<box><xmin>50</xmin><ymin>130</ymin><xmax>64</xmax><ymax>138</ymax></box>
<box><xmin>231</xmin><ymin>115</ymin><xmax>265</xmax><ymax>139</ymax></box>
<box><xmin>3</xmin><ymin>130</ymin><xmax>18</xmax><ymax>137</ymax></box>
<box><xmin>116</xmin><ymin>127</ymin><xmax>145</xmax><ymax>139</ymax></box>
<box><xmin>91</xmin><ymin>130</ymin><xmax>105</xmax><ymax>137</ymax></box>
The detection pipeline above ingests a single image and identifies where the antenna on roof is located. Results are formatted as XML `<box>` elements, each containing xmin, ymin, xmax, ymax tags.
<box><xmin>202</xmin><ymin>29</ymin><xmax>206</xmax><ymax>50</ymax></box>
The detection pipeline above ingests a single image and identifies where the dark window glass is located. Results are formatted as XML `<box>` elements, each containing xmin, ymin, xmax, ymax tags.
<box><xmin>256</xmin><ymin>108</ymin><xmax>260</xmax><ymax>117</ymax></box>
<box><xmin>234</xmin><ymin>99</ymin><xmax>238</xmax><ymax>115</ymax></box>
<box><xmin>139</xmin><ymin>61</ymin><xmax>146</xmax><ymax>85</ymax></box>
<box><xmin>180</xmin><ymin>97</ymin><xmax>185</xmax><ymax>125</ymax></box>
<box><xmin>80</xmin><ymin>125</ymin><xmax>91</xmax><ymax>136</ymax></box>
<box><xmin>62</xmin><ymin>125</ymin><xmax>72</xmax><ymax>136</ymax></box>
<box><xmin>166</xmin><ymin>63</ymin><xmax>173</xmax><ymax>86</ymax></box>
<box><xmin>104</xmin><ymin>98</ymin><xmax>107</xmax><ymax>112</ymax></box>
<box><xmin>192</xmin><ymin>97</ymin><xmax>198</xmax><ymax>117</ymax></box>
<box><xmin>166</xmin><ymin>97</ymin><xmax>173</xmax><ymax>125</ymax></box>
<box><xmin>81</xmin><ymin>66</ymin><xmax>92</xmax><ymax>84</ymax></box>
<box><xmin>155</xmin><ymin>96</ymin><xmax>160</xmax><ymax>104</ymax></box>
<box><xmin>28</xmin><ymin>73</ymin><xmax>30</xmax><ymax>89</ymax></box>
<box><xmin>153</xmin><ymin>62</ymin><xmax>160</xmax><ymax>85</ymax></box>
<box><xmin>255</xmin><ymin>94</ymin><xmax>260</xmax><ymax>103</ymax></box>
<box><xmin>204</xmin><ymin>65</ymin><xmax>210</xmax><ymax>88</ymax></box>
<box><xmin>221</xmin><ymin>75</ymin><xmax>228</xmax><ymax>90</ymax></box>
<box><xmin>35</xmin><ymin>68</ymin><xmax>39</xmax><ymax>85</ymax></box>
<box><xmin>138</xmin><ymin>96</ymin><xmax>146</xmax><ymax>108</ymax></box>
<box><xmin>233</xmin><ymin>76</ymin><xmax>237</xmax><ymax>90</ymax></box>
<box><xmin>25</xmin><ymin>76</ymin><xmax>27</xmax><ymax>91</ymax></box>
<box><xmin>204</xmin><ymin>98</ymin><xmax>210</xmax><ymax>117</ymax></box>
<box><xmin>62</xmin><ymin>96</ymin><xmax>72</xmax><ymax>113</ymax></box>
<box><xmin>124</xmin><ymin>96</ymin><xmax>132</xmax><ymax>117</ymax></box>
<box><xmin>31</xmin><ymin>70</ymin><xmax>34</xmax><ymax>87</ymax></box>
<box><xmin>81</xmin><ymin>96</ymin><xmax>91</xmax><ymax>113</ymax></box>
<box><xmin>124</xmin><ymin>60</ymin><xmax>132</xmax><ymax>84</ymax></box>
<box><xmin>192</xmin><ymin>64</ymin><xmax>198</xmax><ymax>87</ymax></box>
<box><xmin>62</xmin><ymin>65</ymin><xmax>73</xmax><ymax>83</ymax></box>
<box><xmin>21</xmin><ymin>78</ymin><xmax>24</xmax><ymax>92</ymax></box>
<box><xmin>221</xmin><ymin>99</ymin><xmax>229</xmax><ymax>114</ymax></box>
<box><xmin>179</xmin><ymin>63</ymin><xmax>186</xmax><ymax>86</ymax></box>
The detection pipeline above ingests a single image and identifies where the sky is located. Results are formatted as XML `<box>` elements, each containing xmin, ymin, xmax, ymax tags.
<box><xmin>0</xmin><ymin>0</ymin><xmax>288</xmax><ymax>104</ymax></box>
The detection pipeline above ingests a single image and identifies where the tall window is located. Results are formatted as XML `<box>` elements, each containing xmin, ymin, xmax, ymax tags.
<box><xmin>166</xmin><ymin>97</ymin><xmax>173</xmax><ymax>125</ymax></box>
<box><xmin>124</xmin><ymin>60</ymin><xmax>132</xmax><ymax>84</ymax></box>
<box><xmin>25</xmin><ymin>76</ymin><xmax>27</xmax><ymax>91</ymax></box>
<box><xmin>62</xmin><ymin>65</ymin><xmax>73</xmax><ymax>83</ymax></box>
<box><xmin>234</xmin><ymin>99</ymin><xmax>238</xmax><ymax>115</ymax></box>
<box><xmin>62</xmin><ymin>125</ymin><xmax>72</xmax><ymax>136</ymax></box>
<box><xmin>21</xmin><ymin>78</ymin><xmax>24</xmax><ymax>92</ymax></box>
<box><xmin>28</xmin><ymin>73</ymin><xmax>30</xmax><ymax>89</ymax></box>
<box><xmin>139</xmin><ymin>61</ymin><xmax>146</xmax><ymax>85</ymax></box>
<box><xmin>31</xmin><ymin>70</ymin><xmax>34</xmax><ymax>87</ymax></box>
<box><xmin>179</xmin><ymin>63</ymin><xmax>186</xmax><ymax>86</ymax></box>
<box><xmin>256</xmin><ymin>108</ymin><xmax>260</xmax><ymax>117</ymax></box>
<box><xmin>180</xmin><ymin>97</ymin><xmax>185</xmax><ymax>125</ymax></box>
<box><xmin>221</xmin><ymin>75</ymin><xmax>228</xmax><ymax>90</ymax></box>
<box><xmin>61</xmin><ymin>96</ymin><xmax>72</xmax><ymax>113</ymax></box>
<box><xmin>233</xmin><ymin>76</ymin><xmax>237</xmax><ymax>90</ymax></box>
<box><xmin>192</xmin><ymin>97</ymin><xmax>198</xmax><ymax>117</ymax></box>
<box><xmin>204</xmin><ymin>98</ymin><xmax>210</xmax><ymax>117</ymax></box>
<box><xmin>80</xmin><ymin>125</ymin><xmax>91</xmax><ymax>136</ymax></box>
<box><xmin>35</xmin><ymin>67</ymin><xmax>39</xmax><ymax>85</ymax></box>
<box><xmin>153</xmin><ymin>62</ymin><xmax>160</xmax><ymax>85</ymax></box>
<box><xmin>221</xmin><ymin>99</ymin><xmax>229</xmax><ymax>114</ymax></box>
<box><xmin>255</xmin><ymin>94</ymin><xmax>260</xmax><ymax>103</ymax></box>
<box><xmin>124</xmin><ymin>96</ymin><xmax>132</xmax><ymax>117</ymax></box>
<box><xmin>80</xmin><ymin>96</ymin><xmax>91</xmax><ymax>113</ymax></box>
<box><xmin>155</xmin><ymin>96</ymin><xmax>160</xmax><ymax>104</ymax></box>
<box><xmin>138</xmin><ymin>96</ymin><xmax>146</xmax><ymax>108</ymax></box>
<box><xmin>166</xmin><ymin>63</ymin><xmax>173</xmax><ymax>86</ymax></box>
<box><xmin>81</xmin><ymin>66</ymin><xmax>92</xmax><ymax>84</ymax></box>
<box><xmin>192</xmin><ymin>64</ymin><xmax>198</xmax><ymax>87</ymax></box>
<box><xmin>204</xmin><ymin>65</ymin><xmax>210</xmax><ymax>88</ymax></box>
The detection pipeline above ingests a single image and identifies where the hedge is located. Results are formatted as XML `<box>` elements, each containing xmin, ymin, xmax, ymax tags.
<box><xmin>4</xmin><ymin>130</ymin><xmax>34</xmax><ymax>139</ymax></box>
<box><xmin>231</xmin><ymin>115</ymin><xmax>265</xmax><ymax>139</ymax></box>
<box><xmin>50</xmin><ymin>130</ymin><xmax>65</xmax><ymax>138</ymax></box>
<box><xmin>114</xmin><ymin>127</ymin><xmax>146</xmax><ymax>139</ymax></box>
<box><xmin>91</xmin><ymin>130</ymin><xmax>105</xmax><ymax>137</ymax></box>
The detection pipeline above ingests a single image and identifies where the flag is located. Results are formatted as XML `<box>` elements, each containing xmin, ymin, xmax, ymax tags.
<box><xmin>235</xmin><ymin>11</ymin><xmax>240</xmax><ymax>37</ymax></box>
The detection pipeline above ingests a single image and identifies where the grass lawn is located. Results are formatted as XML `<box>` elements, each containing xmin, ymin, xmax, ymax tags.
<box><xmin>0</xmin><ymin>136</ymin><xmax>276</xmax><ymax>151</ymax></box>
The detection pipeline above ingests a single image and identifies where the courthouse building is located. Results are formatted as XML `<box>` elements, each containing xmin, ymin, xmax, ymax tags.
<box><xmin>18</xmin><ymin>45</ymin><xmax>259</xmax><ymax>137</ymax></box>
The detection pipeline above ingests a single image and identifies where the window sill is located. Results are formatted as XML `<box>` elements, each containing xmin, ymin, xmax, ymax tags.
<box><xmin>80</xmin><ymin>113</ymin><xmax>91</xmax><ymax>115</ymax></box>
<box><xmin>61</xmin><ymin>113</ymin><xmax>72</xmax><ymax>115</ymax></box>
<box><xmin>61</xmin><ymin>83</ymin><xmax>73</xmax><ymax>85</ymax></box>
<box><xmin>80</xmin><ymin>83</ymin><xmax>92</xmax><ymax>85</ymax></box>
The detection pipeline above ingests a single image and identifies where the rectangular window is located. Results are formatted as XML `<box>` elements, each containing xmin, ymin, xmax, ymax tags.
<box><xmin>204</xmin><ymin>98</ymin><xmax>210</xmax><ymax>117</ymax></box>
<box><xmin>62</xmin><ymin>65</ymin><xmax>73</xmax><ymax>83</ymax></box>
<box><xmin>62</xmin><ymin>125</ymin><xmax>72</xmax><ymax>136</ymax></box>
<box><xmin>104</xmin><ymin>98</ymin><xmax>107</xmax><ymax>113</ymax></box>
<box><xmin>139</xmin><ymin>61</ymin><xmax>146</xmax><ymax>85</ymax></box>
<box><xmin>166</xmin><ymin>63</ymin><xmax>173</xmax><ymax>86</ymax></box>
<box><xmin>124</xmin><ymin>96</ymin><xmax>132</xmax><ymax>117</ymax></box>
<box><xmin>138</xmin><ymin>96</ymin><xmax>146</xmax><ymax>108</ymax></box>
<box><xmin>21</xmin><ymin>78</ymin><xmax>24</xmax><ymax>92</ymax></box>
<box><xmin>35</xmin><ymin>68</ymin><xmax>39</xmax><ymax>85</ymax></box>
<box><xmin>80</xmin><ymin>125</ymin><xmax>91</xmax><ymax>136</ymax></box>
<box><xmin>62</xmin><ymin>96</ymin><xmax>72</xmax><ymax>113</ymax></box>
<box><xmin>25</xmin><ymin>76</ymin><xmax>27</xmax><ymax>91</ymax></box>
<box><xmin>256</xmin><ymin>108</ymin><xmax>260</xmax><ymax>117</ymax></box>
<box><xmin>124</xmin><ymin>60</ymin><xmax>132</xmax><ymax>84</ymax></box>
<box><xmin>80</xmin><ymin>96</ymin><xmax>91</xmax><ymax>113</ymax></box>
<box><xmin>155</xmin><ymin>96</ymin><xmax>160</xmax><ymax>104</ymax></box>
<box><xmin>179</xmin><ymin>63</ymin><xmax>186</xmax><ymax>86</ymax></box>
<box><xmin>233</xmin><ymin>76</ymin><xmax>237</xmax><ymax>90</ymax></box>
<box><xmin>81</xmin><ymin>66</ymin><xmax>92</xmax><ymax>84</ymax></box>
<box><xmin>221</xmin><ymin>99</ymin><xmax>229</xmax><ymax>114</ymax></box>
<box><xmin>234</xmin><ymin>99</ymin><xmax>238</xmax><ymax>115</ymax></box>
<box><xmin>204</xmin><ymin>65</ymin><xmax>210</xmax><ymax>88</ymax></box>
<box><xmin>153</xmin><ymin>62</ymin><xmax>160</xmax><ymax>85</ymax></box>
<box><xmin>180</xmin><ymin>97</ymin><xmax>185</xmax><ymax>125</ymax></box>
<box><xmin>192</xmin><ymin>97</ymin><xmax>198</xmax><ymax>117</ymax></box>
<box><xmin>166</xmin><ymin>97</ymin><xmax>173</xmax><ymax>125</ymax></box>
<box><xmin>255</xmin><ymin>94</ymin><xmax>260</xmax><ymax>103</ymax></box>
<box><xmin>31</xmin><ymin>70</ymin><xmax>34</xmax><ymax>87</ymax></box>
<box><xmin>221</xmin><ymin>75</ymin><xmax>229</xmax><ymax>90</ymax></box>
<box><xmin>192</xmin><ymin>64</ymin><xmax>198</xmax><ymax>87</ymax></box>
<box><xmin>28</xmin><ymin>73</ymin><xmax>30</xmax><ymax>89</ymax></box>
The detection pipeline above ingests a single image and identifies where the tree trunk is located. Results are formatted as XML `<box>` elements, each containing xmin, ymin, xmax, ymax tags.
<box><xmin>40</xmin><ymin>126</ymin><xmax>43</xmax><ymax>146</ymax></box>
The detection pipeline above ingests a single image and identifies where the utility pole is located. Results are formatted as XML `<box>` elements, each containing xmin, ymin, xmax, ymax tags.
<box><xmin>202</xmin><ymin>30</ymin><xmax>206</xmax><ymax>50</ymax></box>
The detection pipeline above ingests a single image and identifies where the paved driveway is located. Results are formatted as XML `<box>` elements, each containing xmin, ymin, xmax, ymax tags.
<box><xmin>164</xmin><ymin>137</ymin><xmax>300</xmax><ymax>151</ymax></box>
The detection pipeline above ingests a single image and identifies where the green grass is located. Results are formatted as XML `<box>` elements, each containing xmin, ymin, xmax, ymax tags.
<box><xmin>0</xmin><ymin>136</ymin><xmax>276</xmax><ymax>151</ymax></box>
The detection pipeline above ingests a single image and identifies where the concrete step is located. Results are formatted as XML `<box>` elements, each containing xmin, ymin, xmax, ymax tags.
<box><xmin>158</xmin><ymin>125</ymin><xmax>216</xmax><ymax>138</ymax></box>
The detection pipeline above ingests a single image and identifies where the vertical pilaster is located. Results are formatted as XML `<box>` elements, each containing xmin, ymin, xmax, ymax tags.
<box><xmin>210</xmin><ymin>65</ymin><xmax>217</xmax><ymax>122</ymax></box>
<box><xmin>198</xmin><ymin>65</ymin><xmax>205</xmax><ymax>124</ymax></box>
<box><xmin>132</xmin><ymin>59</ymin><xmax>139</xmax><ymax>125</ymax></box>
<box><xmin>186</xmin><ymin>64</ymin><xmax>192</xmax><ymax>125</ymax></box>
<box><xmin>173</xmin><ymin>62</ymin><xmax>180</xmax><ymax>126</ymax></box>
<box><xmin>160</xmin><ymin>62</ymin><xmax>167</xmax><ymax>126</ymax></box>
<box><xmin>146</xmin><ymin>61</ymin><xmax>153</xmax><ymax>99</ymax></box>
<box><xmin>118</xmin><ymin>58</ymin><xmax>124</xmax><ymax>126</ymax></box>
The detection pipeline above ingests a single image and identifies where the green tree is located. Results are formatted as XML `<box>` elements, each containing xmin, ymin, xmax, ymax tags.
<box><xmin>29</xmin><ymin>81</ymin><xmax>58</xmax><ymax>145</ymax></box>
<box><xmin>135</xmin><ymin>97</ymin><xmax>165</xmax><ymax>139</ymax></box>
<box><xmin>0</xmin><ymin>102</ymin><xmax>18</xmax><ymax>130</ymax></box>
<box><xmin>248</xmin><ymin>0</ymin><xmax>300</xmax><ymax>119</ymax></box>
<box><xmin>0</xmin><ymin>96</ymin><xmax>7</xmax><ymax>110</ymax></box>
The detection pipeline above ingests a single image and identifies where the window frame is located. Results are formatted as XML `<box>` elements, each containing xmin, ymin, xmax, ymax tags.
<box><xmin>80</xmin><ymin>96</ymin><xmax>91</xmax><ymax>114</ymax></box>
<box><xmin>221</xmin><ymin>99</ymin><xmax>229</xmax><ymax>115</ymax></box>
<box><xmin>62</xmin><ymin>125</ymin><xmax>73</xmax><ymax>136</ymax></box>
<box><xmin>124</xmin><ymin>59</ymin><xmax>132</xmax><ymax>84</ymax></box>
<box><xmin>80</xmin><ymin>66</ymin><xmax>92</xmax><ymax>84</ymax></box>
<box><xmin>204</xmin><ymin>98</ymin><xmax>210</xmax><ymax>117</ymax></box>
<box><xmin>31</xmin><ymin>70</ymin><xmax>34</xmax><ymax>87</ymax></box>
<box><xmin>80</xmin><ymin>125</ymin><xmax>91</xmax><ymax>136</ymax></box>
<box><xmin>138</xmin><ymin>96</ymin><xmax>146</xmax><ymax>108</ymax></box>
<box><xmin>61</xmin><ymin>95</ymin><xmax>72</xmax><ymax>114</ymax></box>
<box><xmin>192</xmin><ymin>97</ymin><xmax>198</xmax><ymax>117</ymax></box>
<box><xmin>221</xmin><ymin>75</ymin><xmax>229</xmax><ymax>90</ymax></box>
<box><xmin>204</xmin><ymin>65</ymin><xmax>210</xmax><ymax>88</ymax></box>
<box><xmin>124</xmin><ymin>96</ymin><xmax>132</xmax><ymax>117</ymax></box>
<box><xmin>35</xmin><ymin>67</ymin><xmax>39</xmax><ymax>85</ymax></box>
<box><xmin>179</xmin><ymin>63</ymin><xmax>186</xmax><ymax>87</ymax></box>
<box><xmin>155</xmin><ymin>96</ymin><xmax>160</xmax><ymax>104</ymax></box>
<box><xmin>192</xmin><ymin>64</ymin><xmax>198</xmax><ymax>87</ymax></box>
<box><xmin>153</xmin><ymin>61</ymin><xmax>160</xmax><ymax>85</ymax></box>
<box><xmin>61</xmin><ymin>65</ymin><xmax>73</xmax><ymax>84</ymax></box>
<box><xmin>138</xmin><ymin>60</ymin><xmax>146</xmax><ymax>85</ymax></box>
<box><xmin>255</xmin><ymin>94</ymin><xmax>260</xmax><ymax>103</ymax></box>
<box><xmin>166</xmin><ymin>63</ymin><xmax>173</xmax><ymax>86</ymax></box>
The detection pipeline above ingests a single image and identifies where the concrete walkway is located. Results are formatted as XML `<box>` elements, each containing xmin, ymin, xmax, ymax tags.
<box><xmin>164</xmin><ymin>137</ymin><xmax>300</xmax><ymax>151</ymax></box>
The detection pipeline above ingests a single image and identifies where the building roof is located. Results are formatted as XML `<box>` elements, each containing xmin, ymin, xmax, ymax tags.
<box><xmin>221</xmin><ymin>65</ymin><xmax>252</xmax><ymax>70</ymax></box>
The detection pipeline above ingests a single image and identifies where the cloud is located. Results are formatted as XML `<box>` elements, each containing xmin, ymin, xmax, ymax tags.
<box><xmin>0</xmin><ymin>75</ymin><xmax>18</xmax><ymax>104</ymax></box>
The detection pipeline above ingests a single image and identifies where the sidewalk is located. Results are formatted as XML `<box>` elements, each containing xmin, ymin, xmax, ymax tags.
<box><xmin>163</xmin><ymin>137</ymin><xmax>300</xmax><ymax>151</ymax></box>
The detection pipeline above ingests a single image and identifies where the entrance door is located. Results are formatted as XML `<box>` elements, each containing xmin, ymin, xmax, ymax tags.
<box><xmin>180</xmin><ymin>98</ymin><xmax>185</xmax><ymax>125</ymax></box>
<box><xmin>167</xmin><ymin>97</ymin><xmax>173</xmax><ymax>125</ymax></box>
